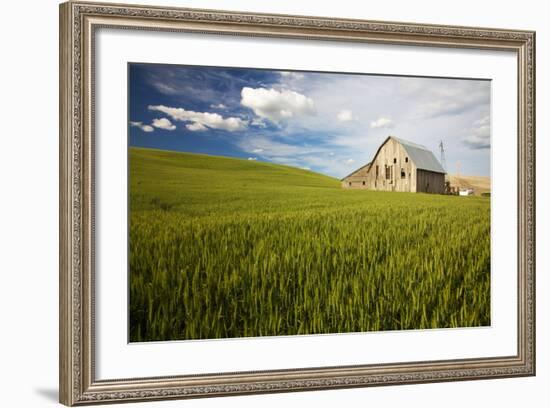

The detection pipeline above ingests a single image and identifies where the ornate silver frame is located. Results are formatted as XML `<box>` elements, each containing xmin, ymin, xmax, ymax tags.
<box><xmin>59</xmin><ymin>1</ymin><xmax>536</xmax><ymax>405</ymax></box>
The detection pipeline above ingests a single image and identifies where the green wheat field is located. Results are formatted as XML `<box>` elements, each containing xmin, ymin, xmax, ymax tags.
<box><xmin>129</xmin><ymin>147</ymin><xmax>491</xmax><ymax>342</ymax></box>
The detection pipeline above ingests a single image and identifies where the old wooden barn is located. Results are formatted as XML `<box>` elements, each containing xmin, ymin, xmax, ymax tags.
<box><xmin>341</xmin><ymin>136</ymin><xmax>446</xmax><ymax>194</ymax></box>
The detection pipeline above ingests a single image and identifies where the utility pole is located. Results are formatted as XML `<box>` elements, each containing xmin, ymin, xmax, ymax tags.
<box><xmin>439</xmin><ymin>140</ymin><xmax>449</xmax><ymax>183</ymax></box>
<box><xmin>439</xmin><ymin>140</ymin><xmax>447</xmax><ymax>172</ymax></box>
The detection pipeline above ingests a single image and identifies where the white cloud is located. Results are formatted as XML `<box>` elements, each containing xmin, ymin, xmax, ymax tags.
<box><xmin>235</xmin><ymin>75</ymin><xmax>489</xmax><ymax>177</ymax></box>
<box><xmin>301</xmin><ymin>166</ymin><xmax>311</xmax><ymax>171</ymax></box>
<box><xmin>186</xmin><ymin>122</ymin><xmax>207</xmax><ymax>132</ymax></box>
<box><xmin>151</xmin><ymin>117</ymin><xmax>176</xmax><ymax>131</ymax></box>
<box><xmin>247</xmin><ymin>157</ymin><xmax>257</xmax><ymax>161</ymax></box>
<box><xmin>474</xmin><ymin>115</ymin><xmax>490</xmax><ymax>127</ymax></box>
<box><xmin>344</xmin><ymin>158</ymin><xmax>356</xmax><ymax>165</ymax></box>
<box><xmin>463</xmin><ymin>133</ymin><xmax>490</xmax><ymax>150</ymax></box>
<box><xmin>235</xmin><ymin>74</ymin><xmax>489</xmax><ymax>177</ymax></box>
<box><xmin>252</xmin><ymin>148</ymin><xmax>264</xmax><ymax>154</ymax></box>
<box><xmin>210</xmin><ymin>103</ymin><xmax>227</xmax><ymax>109</ymax></box>
<box><xmin>130</xmin><ymin>121</ymin><xmax>154</xmax><ymax>133</ymax></box>
<box><xmin>240</xmin><ymin>87</ymin><xmax>315</xmax><ymax>123</ymax></box>
<box><xmin>413</xmin><ymin>81</ymin><xmax>490</xmax><ymax>119</ymax></box>
<box><xmin>238</xmin><ymin>135</ymin><xmax>314</xmax><ymax>157</ymax></box>
<box><xmin>370</xmin><ymin>117</ymin><xmax>394</xmax><ymax>129</ymax></box>
<box><xmin>416</xmin><ymin>100</ymin><xmax>465</xmax><ymax>119</ymax></box>
<box><xmin>151</xmin><ymin>82</ymin><xmax>178</xmax><ymax>95</ymax></box>
<box><xmin>463</xmin><ymin>116</ymin><xmax>490</xmax><ymax>149</ymax></box>
<box><xmin>251</xmin><ymin>118</ymin><xmax>267</xmax><ymax>128</ymax></box>
<box><xmin>148</xmin><ymin>105</ymin><xmax>248</xmax><ymax>132</ymax></box>
<box><xmin>280</xmin><ymin>71</ymin><xmax>305</xmax><ymax>80</ymax></box>
<box><xmin>337</xmin><ymin>109</ymin><xmax>354</xmax><ymax>122</ymax></box>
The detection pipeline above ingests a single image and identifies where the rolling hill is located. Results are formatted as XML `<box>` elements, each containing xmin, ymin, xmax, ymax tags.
<box><xmin>129</xmin><ymin>147</ymin><xmax>341</xmax><ymax>216</ymax></box>
<box><xmin>448</xmin><ymin>174</ymin><xmax>491</xmax><ymax>195</ymax></box>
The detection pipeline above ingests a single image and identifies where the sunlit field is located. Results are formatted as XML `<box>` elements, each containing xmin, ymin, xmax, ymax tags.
<box><xmin>129</xmin><ymin>147</ymin><xmax>490</xmax><ymax>342</ymax></box>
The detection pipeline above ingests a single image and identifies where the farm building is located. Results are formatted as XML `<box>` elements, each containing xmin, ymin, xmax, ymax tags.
<box><xmin>341</xmin><ymin>136</ymin><xmax>446</xmax><ymax>194</ymax></box>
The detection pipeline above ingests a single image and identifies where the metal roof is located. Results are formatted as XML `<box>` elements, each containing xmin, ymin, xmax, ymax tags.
<box><xmin>392</xmin><ymin>137</ymin><xmax>446</xmax><ymax>174</ymax></box>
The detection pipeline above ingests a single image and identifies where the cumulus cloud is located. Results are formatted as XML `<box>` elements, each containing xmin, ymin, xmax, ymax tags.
<box><xmin>370</xmin><ymin>117</ymin><xmax>394</xmax><ymax>129</ymax></box>
<box><xmin>247</xmin><ymin>157</ymin><xmax>257</xmax><ymax>161</ymax></box>
<box><xmin>130</xmin><ymin>121</ymin><xmax>154</xmax><ymax>132</ymax></box>
<box><xmin>463</xmin><ymin>133</ymin><xmax>490</xmax><ymax>150</ymax></box>
<box><xmin>344</xmin><ymin>158</ymin><xmax>356</xmax><ymax>165</ymax></box>
<box><xmin>148</xmin><ymin>105</ymin><xmax>248</xmax><ymax>132</ymax></box>
<box><xmin>337</xmin><ymin>109</ymin><xmax>354</xmax><ymax>122</ymax></box>
<box><xmin>210</xmin><ymin>103</ymin><xmax>227</xmax><ymax>109</ymax></box>
<box><xmin>240</xmin><ymin>87</ymin><xmax>315</xmax><ymax>123</ymax></box>
<box><xmin>463</xmin><ymin>115</ymin><xmax>490</xmax><ymax>149</ymax></box>
<box><xmin>186</xmin><ymin>122</ymin><xmax>207</xmax><ymax>132</ymax></box>
<box><xmin>252</xmin><ymin>148</ymin><xmax>264</xmax><ymax>154</ymax></box>
<box><xmin>251</xmin><ymin>118</ymin><xmax>267</xmax><ymax>128</ymax></box>
<box><xmin>414</xmin><ymin>82</ymin><xmax>491</xmax><ymax>119</ymax></box>
<box><xmin>151</xmin><ymin>117</ymin><xmax>176</xmax><ymax>131</ymax></box>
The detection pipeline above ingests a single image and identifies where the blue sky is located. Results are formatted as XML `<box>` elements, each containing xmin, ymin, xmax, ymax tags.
<box><xmin>129</xmin><ymin>63</ymin><xmax>491</xmax><ymax>178</ymax></box>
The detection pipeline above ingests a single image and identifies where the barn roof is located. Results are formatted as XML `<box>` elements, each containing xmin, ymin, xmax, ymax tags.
<box><xmin>392</xmin><ymin>137</ymin><xmax>446</xmax><ymax>174</ymax></box>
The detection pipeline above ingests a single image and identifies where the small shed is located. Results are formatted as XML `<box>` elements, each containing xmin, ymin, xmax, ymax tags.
<box><xmin>341</xmin><ymin>136</ymin><xmax>446</xmax><ymax>194</ymax></box>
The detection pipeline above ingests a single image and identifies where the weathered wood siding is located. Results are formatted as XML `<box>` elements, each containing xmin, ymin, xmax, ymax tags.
<box><xmin>340</xmin><ymin>164</ymin><xmax>370</xmax><ymax>189</ymax></box>
<box><xmin>343</xmin><ymin>138</ymin><xmax>414</xmax><ymax>192</ymax></box>
<box><xmin>416</xmin><ymin>169</ymin><xmax>445</xmax><ymax>194</ymax></box>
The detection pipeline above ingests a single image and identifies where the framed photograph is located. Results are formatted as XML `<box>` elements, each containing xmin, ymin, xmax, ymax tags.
<box><xmin>59</xmin><ymin>1</ymin><xmax>536</xmax><ymax>405</ymax></box>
